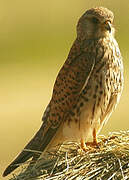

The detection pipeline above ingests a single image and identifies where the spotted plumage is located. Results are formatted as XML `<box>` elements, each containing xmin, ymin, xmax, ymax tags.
<box><xmin>3</xmin><ymin>7</ymin><xmax>124</xmax><ymax>177</ymax></box>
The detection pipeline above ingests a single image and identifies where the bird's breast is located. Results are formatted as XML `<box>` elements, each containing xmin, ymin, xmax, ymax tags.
<box><xmin>62</xmin><ymin>38</ymin><xmax>123</xmax><ymax>143</ymax></box>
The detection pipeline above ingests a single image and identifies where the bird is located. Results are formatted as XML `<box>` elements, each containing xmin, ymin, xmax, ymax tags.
<box><xmin>3</xmin><ymin>7</ymin><xmax>124</xmax><ymax>177</ymax></box>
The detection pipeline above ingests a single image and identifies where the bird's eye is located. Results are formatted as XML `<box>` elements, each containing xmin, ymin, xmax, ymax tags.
<box><xmin>91</xmin><ymin>17</ymin><xmax>99</xmax><ymax>24</ymax></box>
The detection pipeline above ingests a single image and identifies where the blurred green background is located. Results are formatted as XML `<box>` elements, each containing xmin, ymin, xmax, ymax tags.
<box><xmin>0</xmin><ymin>0</ymin><xmax>129</xmax><ymax>179</ymax></box>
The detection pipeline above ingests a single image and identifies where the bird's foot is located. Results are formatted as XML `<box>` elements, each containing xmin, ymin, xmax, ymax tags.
<box><xmin>86</xmin><ymin>141</ymin><xmax>100</xmax><ymax>148</ymax></box>
<box><xmin>101</xmin><ymin>135</ymin><xmax>117</xmax><ymax>144</ymax></box>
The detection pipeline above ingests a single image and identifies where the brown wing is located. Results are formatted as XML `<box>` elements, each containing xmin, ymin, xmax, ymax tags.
<box><xmin>49</xmin><ymin>39</ymin><xmax>96</xmax><ymax>127</ymax></box>
<box><xmin>3</xmin><ymin>39</ymin><xmax>96</xmax><ymax>177</ymax></box>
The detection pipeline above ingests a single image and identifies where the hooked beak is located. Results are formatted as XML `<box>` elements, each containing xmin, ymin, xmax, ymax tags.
<box><xmin>104</xmin><ymin>21</ymin><xmax>111</xmax><ymax>33</ymax></box>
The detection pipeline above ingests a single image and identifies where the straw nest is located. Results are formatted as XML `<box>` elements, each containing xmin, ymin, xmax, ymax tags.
<box><xmin>10</xmin><ymin>130</ymin><xmax>129</xmax><ymax>180</ymax></box>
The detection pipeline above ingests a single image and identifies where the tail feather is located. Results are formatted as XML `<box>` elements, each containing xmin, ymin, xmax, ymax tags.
<box><xmin>3</xmin><ymin>123</ymin><xmax>44</xmax><ymax>177</ymax></box>
<box><xmin>3</xmin><ymin>150</ymin><xmax>33</xmax><ymax>177</ymax></box>
<box><xmin>3</xmin><ymin>104</ymin><xmax>59</xmax><ymax>177</ymax></box>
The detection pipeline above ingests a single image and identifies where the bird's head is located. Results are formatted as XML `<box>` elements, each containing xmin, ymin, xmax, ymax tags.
<box><xmin>77</xmin><ymin>7</ymin><xmax>115</xmax><ymax>40</ymax></box>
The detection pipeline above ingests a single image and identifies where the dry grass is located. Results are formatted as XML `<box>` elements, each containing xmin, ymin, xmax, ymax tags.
<box><xmin>10</xmin><ymin>131</ymin><xmax>129</xmax><ymax>180</ymax></box>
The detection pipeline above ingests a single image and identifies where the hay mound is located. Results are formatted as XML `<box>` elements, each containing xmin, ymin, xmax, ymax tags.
<box><xmin>10</xmin><ymin>131</ymin><xmax>129</xmax><ymax>180</ymax></box>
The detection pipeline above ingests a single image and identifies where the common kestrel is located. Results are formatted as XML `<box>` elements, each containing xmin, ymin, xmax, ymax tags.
<box><xmin>3</xmin><ymin>7</ymin><xmax>124</xmax><ymax>177</ymax></box>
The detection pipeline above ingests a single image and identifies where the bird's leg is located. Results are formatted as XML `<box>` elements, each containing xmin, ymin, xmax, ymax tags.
<box><xmin>92</xmin><ymin>128</ymin><xmax>98</xmax><ymax>146</ymax></box>
<box><xmin>80</xmin><ymin>138</ymin><xmax>87</xmax><ymax>152</ymax></box>
<box><xmin>86</xmin><ymin>128</ymin><xmax>99</xmax><ymax>147</ymax></box>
